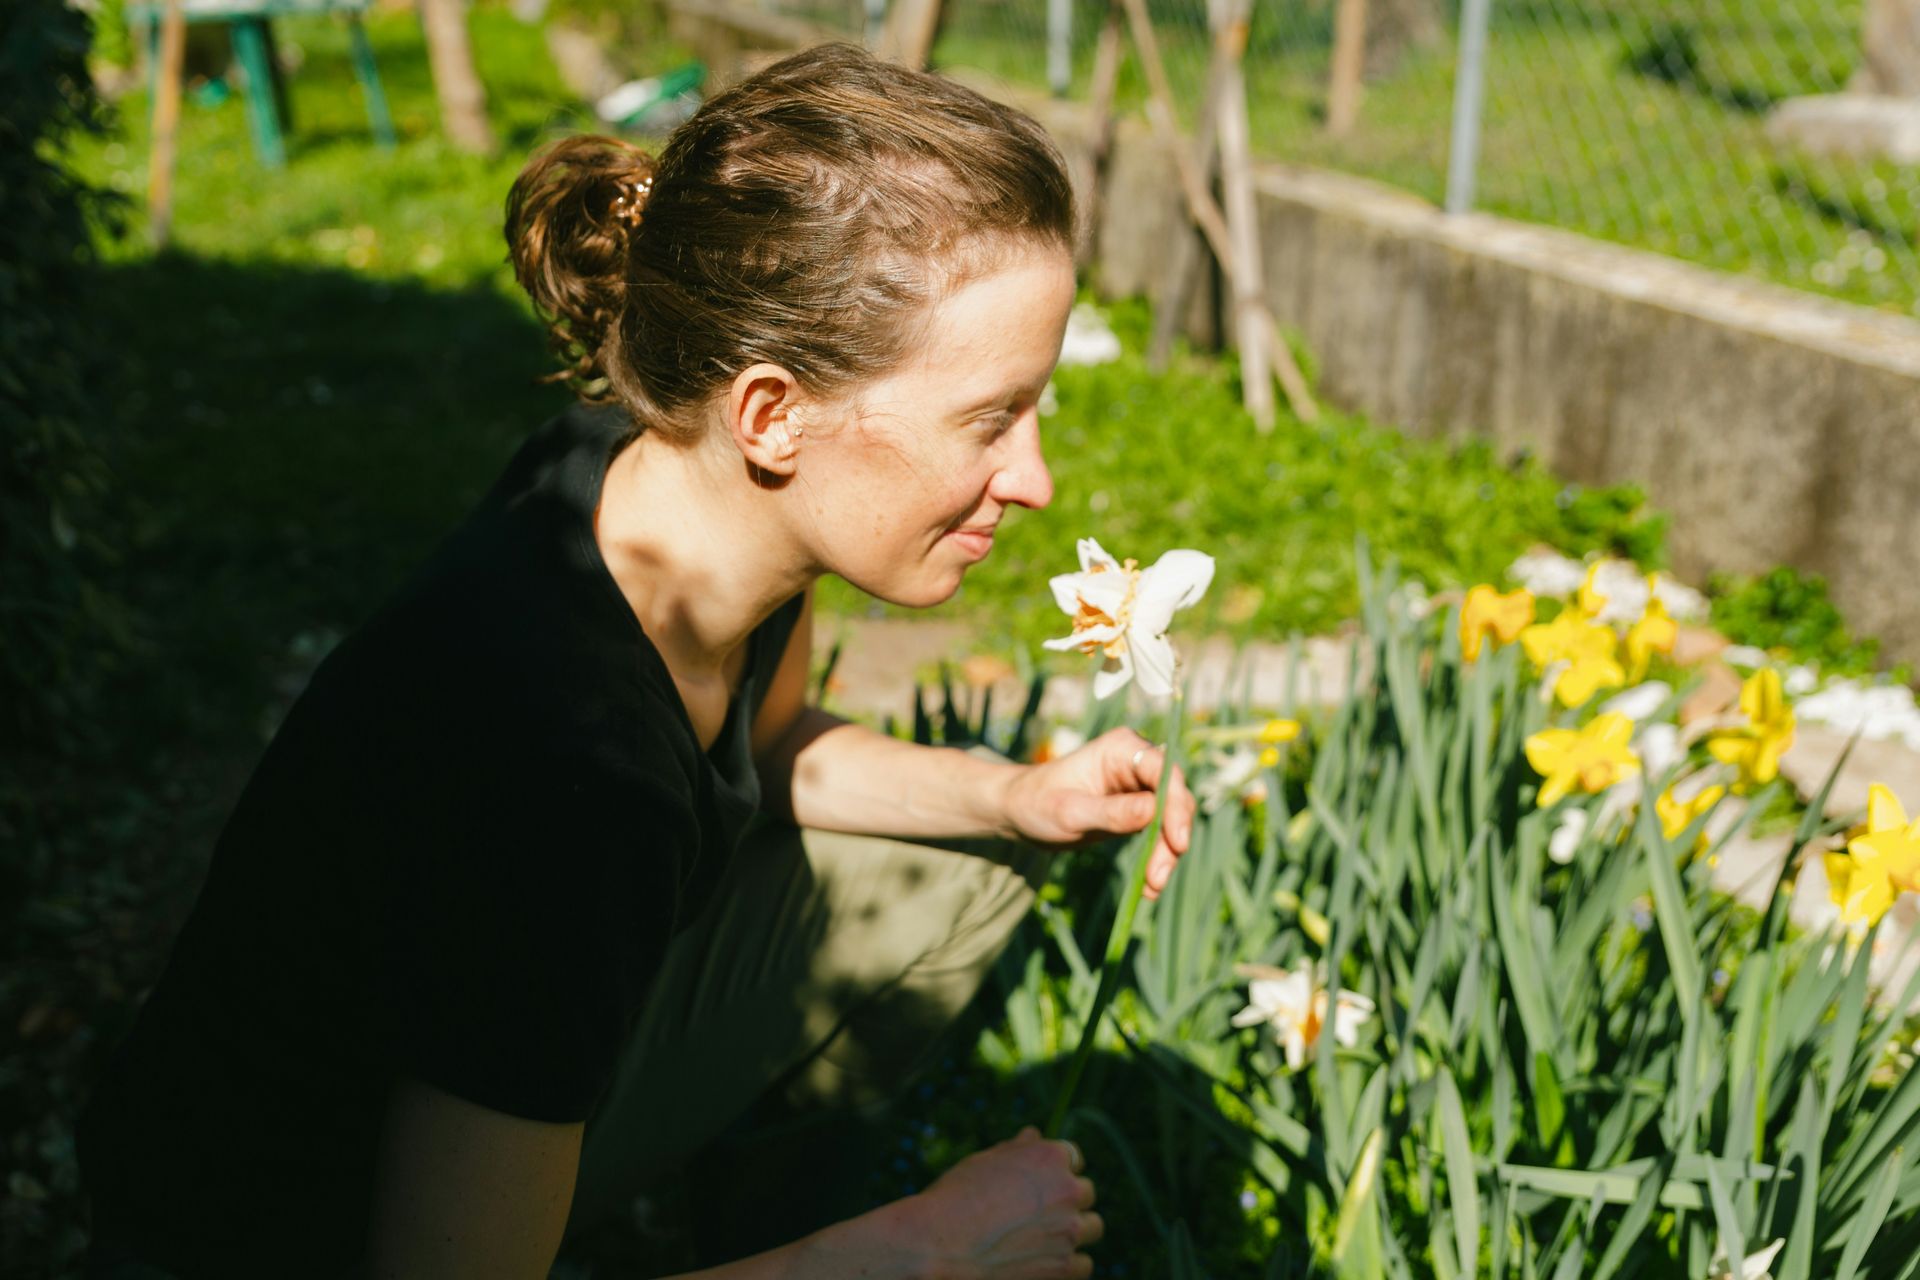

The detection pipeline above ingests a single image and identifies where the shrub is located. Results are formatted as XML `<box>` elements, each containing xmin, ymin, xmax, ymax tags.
<box><xmin>0</xmin><ymin>0</ymin><xmax>126</xmax><ymax>764</ymax></box>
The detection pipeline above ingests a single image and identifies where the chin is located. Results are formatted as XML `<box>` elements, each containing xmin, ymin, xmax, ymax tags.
<box><xmin>851</xmin><ymin>567</ymin><xmax>967</xmax><ymax>611</ymax></box>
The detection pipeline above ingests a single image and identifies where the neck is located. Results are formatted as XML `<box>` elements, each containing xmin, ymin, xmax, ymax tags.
<box><xmin>593</xmin><ymin>428</ymin><xmax>813</xmax><ymax>674</ymax></box>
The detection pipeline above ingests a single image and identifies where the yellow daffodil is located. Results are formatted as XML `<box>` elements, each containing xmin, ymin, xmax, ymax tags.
<box><xmin>1825</xmin><ymin>783</ymin><xmax>1920</xmax><ymax>927</ymax></box>
<box><xmin>1459</xmin><ymin>585</ymin><xmax>1535</xmax><ymax>662</ymax></box>
<box><xmin>1707</xmin><ymin>668</ymin><xmax>1795</xmax><ymax>791</ymax></box>
<box><xmin>1258</xmin><ymin>718</ymin><xmax>1301</xmax><ymax>745</ymax></box>
<box><xmin>1624</xmin><ymin>592</ymin><xmax>1677</xmax><ymax>680</ymax></box>
<box><xmin>1656</xmin><ymin>781</ymin><xmax>1725</xmax><ymax>855</ymax></box>
<box><xmin>1525</xmin><ymin>713</ymin><xmax>1641</xmax><ymax>807</ymax></box>
<box><xmin>1520</xmin><ymin>609</ymin><xmax>1626</xmax><ymax>707</ymax></box>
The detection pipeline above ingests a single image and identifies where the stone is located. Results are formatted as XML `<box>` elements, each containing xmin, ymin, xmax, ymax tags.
<box><xmin>1679</xmin><ymin>661</ymin><xmax>1743</xmax><ymax>727</ymax></box>
<box><xmin>1764</xmin><ymin>93</ymin><xmax>1920</xmax><ymax>164</ymax></box>
<box><xmin>1856</xmin><ymin>0</ymin><xmax>1920</xmax><ymax>97</ymax></box>
<box><xmin>1779</xmin><ymin>723</ymin><xmax>1920</xmax><ymax>818</ymax></box>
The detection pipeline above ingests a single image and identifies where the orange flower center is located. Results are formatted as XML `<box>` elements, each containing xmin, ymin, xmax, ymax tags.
<box><xmin>1069</xmin><ymin>559</ymin><xmax>1141</xmax><ymax>659</ymax></box>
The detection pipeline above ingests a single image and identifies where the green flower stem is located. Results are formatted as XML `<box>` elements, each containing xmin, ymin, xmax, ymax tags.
<box><xmin>1046</xmin><ymin>689</ymin><xmax>1185</xmax><ymax>1137</ymax></box>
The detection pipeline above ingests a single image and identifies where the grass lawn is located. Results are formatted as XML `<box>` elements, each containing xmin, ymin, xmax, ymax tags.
<box><xmin>934</xmin><ymin>0</ymin><xmax>1920</xmax><ymax>317</ymax></box>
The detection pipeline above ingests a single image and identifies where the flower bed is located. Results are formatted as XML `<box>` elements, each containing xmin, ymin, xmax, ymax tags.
<box><xmin>885</xmin><ymin>548</ymin><xmax>1920</xmax><ymax>1278</ymax></box>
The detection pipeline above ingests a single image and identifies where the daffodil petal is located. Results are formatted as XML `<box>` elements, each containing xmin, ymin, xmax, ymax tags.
<box><xmin>1868</xmin><ymin>783</ymin><xmax>1909</xmax><ymax>834</ymax></box>
<box><xmin>1076</xmin><ymin>537</ymin><xmax>1120</xmax><ymax>575</ymax></box>
<box><xmin>1130</xmin><ymin>631</ymin><xmax>1179</xmax><ymax>698</ymax></box>
<box><xmin>1091</xmin><ymin>648</ymin><xmax>1134</xmax><ymax>701</ymax></box>
<box><xmin>1042</xmin><ymin>625</ymin><xmax>1120</xmax><ymax>652</ymax></box>
<box><xmin>1129</xmin><ymin>550</ymin><xmax>1216</xmax><ymax>637</ymax></box>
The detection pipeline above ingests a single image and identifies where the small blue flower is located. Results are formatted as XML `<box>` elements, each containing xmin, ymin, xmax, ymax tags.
<box><xmin>1239</xmin><ymin>1189</ymin><xmax>1258</xmax><ymax>1211</ymax></box>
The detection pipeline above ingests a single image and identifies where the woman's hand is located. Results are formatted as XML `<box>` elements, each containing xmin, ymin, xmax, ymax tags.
<box><xmin>1001</xmin><ymin>727</ymin><xmax>1197</xmax><ymax>900</ymax></box>
<box><xmin>884</xmin><ymin>1127</ymin><xmax>1101</xmax><ymax>1278</ymax></box>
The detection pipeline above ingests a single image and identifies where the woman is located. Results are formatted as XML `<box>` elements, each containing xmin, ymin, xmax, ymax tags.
<box><xmin>80</xmin><ymin>42</ymin><xmax>1196</xmax><ymax>1279</ymax></box>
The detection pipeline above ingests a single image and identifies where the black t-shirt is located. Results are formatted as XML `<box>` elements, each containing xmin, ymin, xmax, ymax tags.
<box><xmin>78</xmin><ymin>403</ymin><xmax>804</xmax><ymax>1277</ymax></box>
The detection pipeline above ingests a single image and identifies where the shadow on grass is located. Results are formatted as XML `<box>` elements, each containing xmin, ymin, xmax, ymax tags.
<box><xmin>1620</xmin><ymin>23</ymin><xmax>1779</xmax><ymax>115</ymax></box>
<box><xmin>1769</xmin><ymin>166</ymin><xmax>1915</xmax><ymax>249</ymax></box>
<box><xmin>94</xmin><ymin>251</ymin><xmax>570</xmax><ymax>749</ymax></box>
<box><xmin>2</xmin><ymin>249</ymin><xmax>568</xmax><ymax>1277</ymax></box>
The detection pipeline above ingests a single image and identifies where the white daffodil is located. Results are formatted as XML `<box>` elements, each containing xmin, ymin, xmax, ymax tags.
<box><xmin>1044</xmin><ymin>538</ymin><xmax>1215</xmax><ymax>700</ymax></box>
<box><xmin>1196</xmin><ymin>745</ymin><xmax>1267</xmax><ymax>812</ymax></box>
<box><xmin>1508</xmin><ymin>549</ymin><xmax>1587</xmax><ymax>598</ymax></box>
<box><xmin>1798</xmin><ymin>677</ymin><xmax>1920</xmax><ymax>751</ymax></box>
<box><xmin>1634</xmin><ymin>722</ymin><xmax>1684</xmax><ymax>780</ymax></box>
<box><xmin>1709</xmin><ymin>1238</ymin><xmax>1784</xmax><ymax>1280</ymax></box>
<box><xmin>1231</xmin><ymin>963</ymin><xmax>1375</xmax><ymax>1071</ymax></box>
<box><xmin>1580</xmin><ymin>558</ymin><xmax>1654</xmax><ymax>625</ymax></box>
<box><xmin>1652</xmin><ymin>573</ymin><xmax>1708</xmax><ymax>622</ymax></box>
<box><xmin>1601</xmin><ymin>680</ymin><xmax>1673</xmax><ymax>723</ymax></box>
<box><xmin>1547</xmin><ymin>806</ymin><xmax>1590</xmax><ymax>865</ymax></box>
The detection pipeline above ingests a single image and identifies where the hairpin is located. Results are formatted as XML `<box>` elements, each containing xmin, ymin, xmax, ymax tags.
<box><xmin>611</xmin><ymin>175</ymin><xmax>653</xmax><ymax>227</ymax></box>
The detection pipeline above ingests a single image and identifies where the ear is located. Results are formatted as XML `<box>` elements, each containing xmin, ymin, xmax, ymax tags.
<box><xmin>725</xmin><ymin>363</ymin><xmax>806</xmax><ymax>477</ymax></box>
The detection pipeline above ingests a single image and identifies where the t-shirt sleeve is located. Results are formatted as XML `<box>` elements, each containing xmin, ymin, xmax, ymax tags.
<box><xmin>364</xmin><ymin>724</ymin><xmax>700</xmax><ymax>1124</ymax></box>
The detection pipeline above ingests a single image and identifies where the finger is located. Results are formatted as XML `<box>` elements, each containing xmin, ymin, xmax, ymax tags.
<box><xmin>1073</xmin><ymin>1175</ymin><xmax>1096</xmax><ymax>1210</ymax></box>
<box><xmin>1076</xmin><ymin>789</ymin><xmax>1155</xmax><ymax>837</ymax></box>
<box><xmin>1167</xmin><ymin>763</ymin><xmax>1196</xmax><ymax>851</ymax></box>
<box><xmin>1055</xmin><ymin>1138</ymin><xmax>1085</xmax><ymax>1174</ymax></box>
<box><xmin>1143</xmin><ymin>844</ymin><xmax>1176</xmax><ymax>899</ymax></box>
<box><xmin>1127</xmin><ymin>740</ymin><xmax>1163</xmax><ymax>790</ymax></box>
<box><xmin>1076</xmin><ymin>1210</ymin><xmax>1106</xmax><ymax>1247</ymax></box>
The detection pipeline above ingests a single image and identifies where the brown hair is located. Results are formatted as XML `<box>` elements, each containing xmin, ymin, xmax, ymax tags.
<box><xmin>505</xmin><ymin>43</ymin><xmax>1076</xmax><ymax>441</ymax></box>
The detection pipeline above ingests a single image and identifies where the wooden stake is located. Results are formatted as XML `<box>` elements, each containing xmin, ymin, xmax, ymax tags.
<box><xmin>1327</xmin><ymin>0</ymin><xmax>1368</xmax><ymax>137</ymax></box>
<box><xmin>1214</xmin><ymin>0</ymin><xmax>1273</xmax><ymax>429</ymax></box>
<box><xmin>1147</xmin><ymin>21</ymin><xmax>1230</xmax><ymax>371</ymax></box>
<box><xmin>1074</xmin><ymin>0</ymin><xmax>1125</xmax><ymax>270</ymax></box>
<box><xmin>147</xmin><ymin>0</ymin><xmax>187</xmax><ymax>249</ymax></box>
<box><xmin>879</xmin><ymin>0</ymin><xmax>944</xmax><ymax>69</ymax></box>
<box><xmin>420</xmin><ymin>0</ymin><xmax>497</xmax><ymax>155</ymax></box>
<box><xmin>1118</xmin><ymin>0</ymin><xmax>1320</xmax><ymax>423</ymax></box>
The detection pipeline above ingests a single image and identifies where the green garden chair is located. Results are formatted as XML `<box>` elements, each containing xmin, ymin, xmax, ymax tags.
<box><xmin>130</xmin><ymin>0</ymin><xmax>395</xmax><ymax>168</ymax></box>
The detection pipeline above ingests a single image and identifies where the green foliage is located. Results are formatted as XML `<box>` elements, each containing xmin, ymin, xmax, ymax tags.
<box><xmin>1</xmin><ymin>0</ymin><xmax>129</xmax><ymax>761</ymax></box>
<box><xmin>915</xmin><ymin>550</ymin><xmax>1919</xmax><ymax>1276</ymax></box>
<box><xmin>1709</xmin><ymin>566</ymin><xmax>1889</xmax><ymax>678</ymax></box>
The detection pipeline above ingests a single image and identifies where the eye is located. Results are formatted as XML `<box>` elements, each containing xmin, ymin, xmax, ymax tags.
<box><xmin>973</xmin><ymin>409</ymin><xmax>1018</xmax><ymax>437</ymax></box>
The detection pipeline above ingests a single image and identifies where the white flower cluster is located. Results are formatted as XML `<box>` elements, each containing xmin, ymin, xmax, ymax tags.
<box><xmin>1506</xmin><ymin>550</ymin><xmax>1707</xmax><ymax>623</ymax></box>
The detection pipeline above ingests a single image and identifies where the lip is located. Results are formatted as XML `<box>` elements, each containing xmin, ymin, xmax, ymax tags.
<box><xmin>945</xmin><ymin>526</ymin><xmax>996</xmax><ymax>561</ymax></box>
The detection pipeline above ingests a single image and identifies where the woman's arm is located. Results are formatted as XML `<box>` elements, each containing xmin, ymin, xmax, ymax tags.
<box><xmin>751</xmin><ymin>591</ymin><xmax>1197</xmax><ymax>898</ymax></box>
<box><xmin>363</xmin><ymin>1079</ymin><xmax>1096</xmax><ymax>1279</ymax></box>
<box><xmin>363</xmin><ymin>1078</ymin><xmax>581</xmax><ymax>1279</ymax></box>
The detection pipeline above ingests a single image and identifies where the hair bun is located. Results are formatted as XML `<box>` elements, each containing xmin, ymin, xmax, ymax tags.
<box><xmin>504</xmin><ymin>135</ymin><xmax>657</xmax><ymax>400</ymax></box>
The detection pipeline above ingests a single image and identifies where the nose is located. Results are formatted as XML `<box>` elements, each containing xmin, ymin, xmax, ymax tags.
<box><xmin>990</xmin><ymin>412</ymin><xmax>1053</xmax><ymax>512</ymax></box>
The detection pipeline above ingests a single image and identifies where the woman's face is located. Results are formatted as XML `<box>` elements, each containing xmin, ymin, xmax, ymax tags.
<box><xmin>795</xmin><ymin>243</ymin><xmax>1077</xmax><ymax>608</ymax></box>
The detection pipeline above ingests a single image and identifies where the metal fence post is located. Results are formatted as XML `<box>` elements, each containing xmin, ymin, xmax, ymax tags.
<box><xmin>1048</xmin><ymin>0</ymin><xmax>1073</xmax><ymax>96</ymax></box>
<box><xmin>1444</xmin><ymin>0</ymin><xmax>1493</xmax><ymax>215</ymax></box>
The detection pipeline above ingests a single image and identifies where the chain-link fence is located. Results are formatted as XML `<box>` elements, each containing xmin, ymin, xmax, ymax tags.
<box><xmin>761</xmin><ymin>0</ymin><xmax>1920</xmax><ymax>318</ymax></box>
